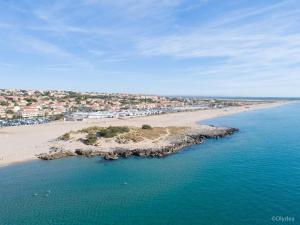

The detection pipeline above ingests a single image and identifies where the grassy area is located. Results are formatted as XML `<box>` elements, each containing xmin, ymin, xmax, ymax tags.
<box><xmin>84</xmin><ymin>133</ymin><xmax>98</xmax><ymax>145</ymax></box>
<box><xmin>62</xmin><ymin>125</ymin><xmax>189</xmax><ymax>146</ymax></box>
<box><xmin>138</xmin><ymin>127</ymin><xmax>167</xmax><ymax>139</ymax></box>
<box><xmin>97</xmin><ymin>126</ymin><xmax>130</xmax><ymax>138</ymax></box>
<box><xmin>80</xmin><ymin>126</ymin><xmax>130</xmax><ymax>138</ymax></box>
<box><xmin>167</xmin><ymin>126</ymin><xmax>189</xmax><ymax>135</ymax></box>
<box><xmin>116</xmin><ymin>127</ymin><xmax>167</xmax><ymax>143</ymax></box>
<box><xmin>80</xmin><ymin>126</ymin><xmax>131</xmax><ymax>145</ymax></box>
<box><xmin>80</xmin><ymin>126</ymin><xmax>103</xmax><ymax>134</ymax></box>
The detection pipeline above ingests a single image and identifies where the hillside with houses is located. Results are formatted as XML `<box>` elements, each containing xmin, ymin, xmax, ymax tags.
<box><xmin>0</xmin><ymin>89</ymin><xmax>259</xmax><ymax>126</ymax></box>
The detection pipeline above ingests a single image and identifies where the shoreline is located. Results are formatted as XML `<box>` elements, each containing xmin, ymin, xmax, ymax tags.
<box><xmin>0</xmin><ymin>101</ymin><xmax>288</xmax><ymax>167</ymax></box>
<box><xmin>37</xmin><ymin>126</ymin><xmax>239</xmax><ymax>161</ymax></box>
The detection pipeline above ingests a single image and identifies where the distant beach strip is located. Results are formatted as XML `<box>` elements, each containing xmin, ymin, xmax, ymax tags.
<box><xmin>0</xmin><ymin>101</ymin><xmax>287</xmax><ymax>167</ymax></box>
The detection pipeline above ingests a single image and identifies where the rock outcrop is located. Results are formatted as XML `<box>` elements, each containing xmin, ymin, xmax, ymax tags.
<box><xmin>37</xmin><ymin>126</ymin><xmax>239</xmax><ymax>161</ymax></box>
<box><xmin>36</xmin><ymin>148</ymin><xmax>76</xmax><ymax>160</ymax></box>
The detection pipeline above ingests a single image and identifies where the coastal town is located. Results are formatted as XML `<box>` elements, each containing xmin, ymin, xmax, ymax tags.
<box><xmin>0</xmin><ymin>89</ymin><xmax>259</xmax><ymax>127</ymax></box>
<box><xmin>0</xmin><ymin>89</ymin><xmax>284</xmax><ymax>166</ymax></box>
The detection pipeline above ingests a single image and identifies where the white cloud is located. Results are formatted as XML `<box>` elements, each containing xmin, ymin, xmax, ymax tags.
<box><xmin>135</xmin><ymin>0</ymin><xmax>300</xmax><ymax>85</ymax></box>
<box><xmin>1</xmin><ymin>0</ymin><xmax>300</xmax><ymax>96</ymax></box>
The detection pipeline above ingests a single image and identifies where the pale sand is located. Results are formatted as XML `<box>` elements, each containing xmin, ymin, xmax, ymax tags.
<box><xmin>0</xmin><ymin>101</ymin><xmax>286</xmax><ymax>167</ymax></box>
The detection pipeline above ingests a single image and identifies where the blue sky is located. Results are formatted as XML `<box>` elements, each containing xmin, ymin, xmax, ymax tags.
<box><xmin>1</xmin><ymin>0</ymin><xmax>300</xmax><ymax>97</ymax></box>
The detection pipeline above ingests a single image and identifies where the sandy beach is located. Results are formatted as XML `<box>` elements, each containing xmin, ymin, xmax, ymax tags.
<box><xmin>0</xmin><ymin>101</ymin><xmax>286</xmax><ymax>167</ymax></box>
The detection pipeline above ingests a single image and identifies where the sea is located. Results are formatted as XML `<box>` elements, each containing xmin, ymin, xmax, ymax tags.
<box><xmin>1</xmin><ymin>103</ymin><xmax>300</xmax><ymax>225</ymax></box>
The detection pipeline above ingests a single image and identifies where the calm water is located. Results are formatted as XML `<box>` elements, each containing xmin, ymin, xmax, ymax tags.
<box><xmin>1</xmin><ymin>103</ymin><xmax>300</xmax><ymax>225</ymax></box>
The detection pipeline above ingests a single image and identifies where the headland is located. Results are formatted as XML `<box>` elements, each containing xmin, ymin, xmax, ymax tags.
<box><xmin>0</xmin><ymin>101</ymin><xmax>287</xmax><ymax>166</ymax></box>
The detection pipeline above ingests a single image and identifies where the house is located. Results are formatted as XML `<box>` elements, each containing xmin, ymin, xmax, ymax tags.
<box><xmin>52</xmin><ymin>108</ymin><xmax>65</xmax><ymax>115</ymax></box>
<box><xmin>0</xmin><ymin>107</ymin><xmax>6</xmax><ymax>118</ymax></box>
<box><xmin>17</xmin><ymin>106</ymin><xmax>41</xmax><ymax>118</ymax></box>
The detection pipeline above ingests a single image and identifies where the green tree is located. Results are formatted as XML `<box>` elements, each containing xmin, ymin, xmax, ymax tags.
<box><xmin>0</xmin><ymin>101</ymin><xmax>8</xmax><ymax>106</ymax></box>
<box><xmin>5</xmin><ymin>109</ymin><xmax>14</xmax><ymax>114</ymax></box>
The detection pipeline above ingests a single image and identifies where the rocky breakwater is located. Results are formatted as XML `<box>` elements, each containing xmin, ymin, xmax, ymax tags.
<box><xmin>36</xmin><ymin>125</ymin><xmax>239</xmax><ymax>161</ymax></box>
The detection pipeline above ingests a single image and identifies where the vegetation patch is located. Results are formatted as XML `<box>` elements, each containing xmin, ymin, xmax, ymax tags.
<box><xmin>137</xmin><ymin>127</ymin><xmax>167</xmax><ymax>140</ymax></box>
<box><xmin>116</xmin><ymin>130</ymin><xmax>144</xmax><ymax>143</ymax></box>
<box><xmin>84</xmin><ymin>133</ymin><xmax>98</xmax><ymax>145</ymax></box>
<box><xmin>142</xmin><ymin>124</ymin><xmax>152</xmax><ymax>130</ymax></box>
<box><xmin>167</xmin><ymin>126</ymin><xmax>189</xmax><ymax>135</ymax></box>
<box><xmin>97</xmin><ymin>126</ymin><xmax>130</xmax><ymax>138</ymax></box>
<box><xmin>80</xmin><ymin>126</ymin><xmax>103</xmax><ymax>134</ymax></box>
<box><xmin>59</xmin><ymin>132</ymin><xmax>71</xmax><ymax>141</ymax></box>
<box><xmin>72</xmin><ymin>125</ymin><xmax>188</xmax><ymax>146</ymax></box>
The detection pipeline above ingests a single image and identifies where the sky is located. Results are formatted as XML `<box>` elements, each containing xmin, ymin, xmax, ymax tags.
<box><xmin>0</xmin><ymin>0</ymin><xmax>300</xmax><ymax>97</ymax></box>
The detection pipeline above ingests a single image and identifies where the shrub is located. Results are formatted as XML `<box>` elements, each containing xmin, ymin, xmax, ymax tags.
<box><xmin>142</xmin><ymin>124</ymin><xmax>152</xmax><ymax>130</ymax></box>
<box><xmin>97</xmin><ymin>126</ymin><xmax>130</xmax><ymax>138</ymax></box>
<box><xmin>25</xmin><ymin>98</ymin><xmax>37</xmax><ymax>103</ymax></box>
<box><xmin>80</xmin><ymin>126</ymin><xmax>102</xmax><ymax>134</ymax></box>
<box><xmin>0</xmin><ymin>101</ymin><xmax>8</xmax><ymax>106</ymax></box>
<box><xmin>5</xmin><ymin>109</ymin><xmax>14</xmax><ymax>114</ymax></box>
<box><xmin>59</xmin><ymin>133</ymin><xmax>71</xmax><ymax>141</ymax></box>
<box><xmin>84</xmin><ymin>133</ymin><xmax>97</xmax><ymax>145</ymax></box>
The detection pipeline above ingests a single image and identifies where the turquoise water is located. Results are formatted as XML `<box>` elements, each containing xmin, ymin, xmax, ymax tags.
<box><xmin>1</xmin><ymin>103</ymin><xmax>300</xmax><ymax>225</ymax></box>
